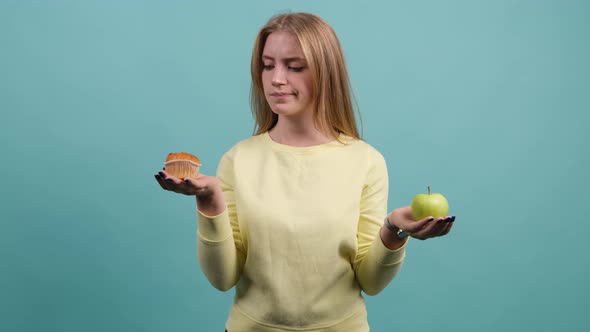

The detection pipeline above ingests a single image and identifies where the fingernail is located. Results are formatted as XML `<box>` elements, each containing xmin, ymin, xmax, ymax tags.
<box><xmin>165</xmin><ymin>177</ymin><xmax>172</xmax><ymax>182</ymax></box>
<box><xmin>444</xmin><ymin>217</ymin><xmax>453</xmax><ymax>223</ymax></box>
<box><xmin>428</xmin><ymin>217</ymin><xmax>434</xmax><ymax>222</ymax></box>
<box><xmin>162</xmin><ymin>167</ymin><xmax>165</xmax><ymax>170</ymax></box>
<box><xmin>158</xmin><ymin>171</ymin><xmax>165</xmax><ymax>177</ymax></box>
<box><xmin>184</xmin><ymin>179</ymin><xmax>191</xmax><ymax>183</ymax></box>
<box><xmin>154</xmin><ymin>174</ymin><xmax>160</xmax><ymax>179</ymax></box>
<box><xmin>437</xmin><ymin>218</ymin><xmax>444</xmax><ymax>224</ymax></box>
<box><xmin>450</xmin><ymin>216</ymin><xmax>456</xmax><ymax>222</ymax></box>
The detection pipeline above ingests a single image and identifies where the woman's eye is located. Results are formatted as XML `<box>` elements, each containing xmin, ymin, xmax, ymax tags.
<box><xmin>289</xmin><ymin>66</ymin><xmax>304</xmax><ymax>72</ymax></box>
<box><xmin>262</xmin><ymin>64</ymin><xmax>274</xmax><ymax>70</ymax></box>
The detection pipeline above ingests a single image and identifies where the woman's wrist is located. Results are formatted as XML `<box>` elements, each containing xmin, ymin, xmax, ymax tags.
<box><xmin>380</xmin><ymin>214</ymin><xmax>408</xmax><ymax>250</ymax></box>
<box><xmin>196</xmin><ymin>190</ymin><xmax>225</xmax><ymax>216</ymax></box>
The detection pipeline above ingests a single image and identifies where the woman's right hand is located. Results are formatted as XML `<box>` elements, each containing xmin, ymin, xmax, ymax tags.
<box><xmin>154</xmin><ymin>170</ymin><xmax>225</xmax><ymax>216</ymax></box>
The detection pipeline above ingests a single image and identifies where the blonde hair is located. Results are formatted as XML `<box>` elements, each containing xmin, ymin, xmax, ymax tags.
<box><xmin>250</xmin><ymin>12</ymin><xmax>361</xmax><ymax>140</ymax></box>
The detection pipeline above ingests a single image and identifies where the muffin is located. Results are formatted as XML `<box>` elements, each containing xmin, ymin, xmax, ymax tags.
<box><xmin>164</xmin><ymin>152</ymin><xmax>201</xmax><ymax>179</ymax></box>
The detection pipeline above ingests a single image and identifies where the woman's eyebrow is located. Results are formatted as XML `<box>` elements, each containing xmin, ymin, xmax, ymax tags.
<box><xmin>262</xmin><ymin>55</ymin><xmax>306</xmax><ymax>62</ymax></box>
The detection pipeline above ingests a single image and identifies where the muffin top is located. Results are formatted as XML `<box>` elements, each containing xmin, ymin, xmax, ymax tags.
<box><xmin>165</xmin><ymin>152</ymin><xmax>201</xmax><ymax>165</ymax></box>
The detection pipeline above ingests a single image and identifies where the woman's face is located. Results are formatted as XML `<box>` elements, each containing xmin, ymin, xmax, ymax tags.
<box><xmin>261</xmin><ymin>31</ymin><xmax>314</xmax><ymax>119</ymax></box>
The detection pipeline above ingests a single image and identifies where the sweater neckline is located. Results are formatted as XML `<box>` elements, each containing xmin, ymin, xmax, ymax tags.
<box><xmin>262</xmin><ymin>131</ymin><xmax>347</xmax><ymax>154</ymax></box>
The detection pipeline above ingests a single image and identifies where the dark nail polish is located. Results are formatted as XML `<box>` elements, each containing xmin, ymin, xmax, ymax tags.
<box><xmin>154</xmin><ymin>174</ymin><xmax>160</xmax><ymax>179</ymax></box>
<box><xmin>165</xmin><ymin>177</ymin><xmax>172</xmax><ymax>182</ymax></box>
<box><xmin>158</xmin><ymin>171</ymin><xmax>164</xmax><ymax>177</ymax></box>
<box><xmin>437</xmin><ymin>219</ymin><xmax>444</xmax><ymax>224</ymax></box>
<box><xmin>428</xmin><ymin>217</ymin><xmax>434</xmax><ymax>222</ymax></box>
<box><xmin>184</xmin><ymin>179</ymin><xmax>190</xmax><ymax>183</ymax></box>
<box><xmin>450</xmin><ymin>216</ymin><xmax>456</xmax><ymax>222</ymax></box>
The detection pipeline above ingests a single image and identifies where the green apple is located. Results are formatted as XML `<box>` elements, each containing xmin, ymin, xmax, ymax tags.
<box><xmin>411</xmin><ymin>185</ymin><xmax>449</xmax><ymax>221</ymax></box>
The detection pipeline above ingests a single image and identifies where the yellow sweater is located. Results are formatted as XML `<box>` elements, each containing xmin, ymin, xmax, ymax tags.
<box><xmin>197</xmin><ymin>132</ymin><xmax>407</xmax><ymax>331</ymax></box>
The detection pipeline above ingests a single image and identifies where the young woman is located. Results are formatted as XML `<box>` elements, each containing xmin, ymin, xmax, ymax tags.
<box><xmin>155</xmin><ymin>12</ymin><xmax>454</xmax><ymax>332</ymax></box>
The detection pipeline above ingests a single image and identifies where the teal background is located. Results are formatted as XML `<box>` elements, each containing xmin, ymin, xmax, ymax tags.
<box><xmin>1</xmin><ymin>0</ymin><xmax>589</xmax><ymax>331</ymax></box>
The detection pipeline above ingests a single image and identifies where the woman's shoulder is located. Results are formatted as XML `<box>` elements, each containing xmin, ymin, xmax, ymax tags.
<box><xmin>221</xmin><ymin>133</ymin><xmax>267</xmax><ymax>158</ymax></box>
<box><xmin>340</xmin><ymin>135</ymin><xmax>385</xmax><ymax>160</ymax></box>
<box><xmin>235</xmin><ymin>133</ymin><xmax>268</xmax><ymax>150</ymax></box>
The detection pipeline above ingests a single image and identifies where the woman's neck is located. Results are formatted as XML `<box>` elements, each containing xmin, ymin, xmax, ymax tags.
<box><xmin>268</xmin><ymin>117</ymin><xmax>334</xmax><ymax>147</ymax></box>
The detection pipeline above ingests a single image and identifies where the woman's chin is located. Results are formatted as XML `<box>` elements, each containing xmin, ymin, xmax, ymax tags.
<box><xmin>270</xmin><ymin>106</ymin><xmax>296</xmax><ymax>116</ymax></box>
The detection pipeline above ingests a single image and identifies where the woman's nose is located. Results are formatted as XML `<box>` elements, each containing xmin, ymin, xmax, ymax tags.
<box><xmin>271</xmin><ymin>67</ymin><xmax>287</xmax><ymax>86</ymax></box>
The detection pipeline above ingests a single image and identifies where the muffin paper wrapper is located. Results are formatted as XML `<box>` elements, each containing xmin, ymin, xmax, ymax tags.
<box><xmin>164</xmin><ymin>160</ymin><xmax>201</xmax><ymax>178</ymax></box>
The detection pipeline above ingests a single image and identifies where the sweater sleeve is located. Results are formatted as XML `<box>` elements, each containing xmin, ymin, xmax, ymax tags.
<box><xmin>196</xmin><ymin>150</ymin><xmax>246</xmax><ymax>291</ymax></box>
<box><xmin>352</xmin><ymin>149</ymin><xmax>408</xmax><ymax>296</ymax></box>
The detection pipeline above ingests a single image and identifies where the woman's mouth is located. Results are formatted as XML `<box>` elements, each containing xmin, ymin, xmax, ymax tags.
<box><xmin>270</xmin><ymin>92</ymin><xmax>295</xmax><ymax>97</ymax></box>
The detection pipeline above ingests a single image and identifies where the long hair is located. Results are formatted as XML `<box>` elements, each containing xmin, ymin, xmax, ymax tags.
<box><xmin>250</xmin><ymin>13</ymin><xmax>361</xmax><ymax>139</ymax></box>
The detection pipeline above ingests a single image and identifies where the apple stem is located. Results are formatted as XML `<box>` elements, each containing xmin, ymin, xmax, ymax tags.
<box><xmin>428</xmin><ymin>184</ymin><xmax>431</xmax><ymax>195</ymax></box>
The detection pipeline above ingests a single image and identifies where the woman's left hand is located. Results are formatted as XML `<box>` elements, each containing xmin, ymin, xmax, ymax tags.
<box><xmin>389</xmin><ymin>206</ymin><xmax>455</xmax><ymax>240</ymax></box>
